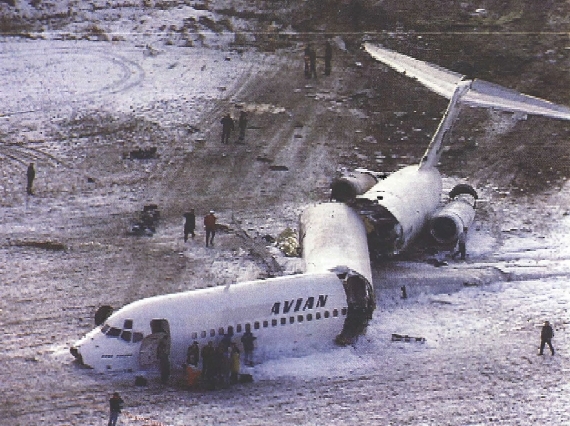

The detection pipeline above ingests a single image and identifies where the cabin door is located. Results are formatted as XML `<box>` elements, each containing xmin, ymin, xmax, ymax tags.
<box><xmin>138</xmin><ymin>319</ymin><xmax>170</xmax><ymax>370</ymax></box>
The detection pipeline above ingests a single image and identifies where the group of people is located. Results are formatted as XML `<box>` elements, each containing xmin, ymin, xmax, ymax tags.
<box><xmin>184</xmin><ymin>328</ymin><xmax>256</xmax><ymax>390</ymax></box>
<box><xmin>304</xmin><ymin>40</ymin><xmax>333</xmax><ymax>79</ymax></box>
<box><xmin>183</xmin><ymin>209</ymin><xmax>218</xmax><ymax>247</ymax></box>
<box><xmin>221</xmin><ymin>110</ymin><xmax>248</xmax><ymax>144</ymax></box>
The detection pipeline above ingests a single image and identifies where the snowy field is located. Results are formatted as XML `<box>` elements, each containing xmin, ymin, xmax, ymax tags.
<box><xmin>2</xmin><ymin>1</ymin><xmax>570</xmax><ymax>425</ymax></box>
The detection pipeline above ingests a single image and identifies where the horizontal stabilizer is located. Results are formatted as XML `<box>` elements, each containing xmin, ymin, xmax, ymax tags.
<box><xmin>464</xmin><ymin>80</ymin><xmax>570</xmax><ymax>120</ymax></box>
<box><xmin>364</xmin><ymin>43</ymin><xmax>570</xmax><ymax>121</ymax></box>
<box><xmin>364</xmin><ymin>43</ymin><xmax>464</xmax><ymax>98</ymax></box>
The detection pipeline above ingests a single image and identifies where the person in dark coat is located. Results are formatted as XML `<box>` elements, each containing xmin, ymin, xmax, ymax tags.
<box><xmin>157</xmin><ymin>334</ymin><xmax>170</xmax><ymax>384</ymax></box>
<box><xmin>186</xmin><ymin>341</ymin><xmax>200</xmax><ymax>367</ymax></box>
<box><xmin>452</xmin><ymin>227</ymin><xmax>468</xmax><ymax>260</ymax></box>
<box><xmin>324</xmin><ymin>40</ymin><xmax>332</xmax><ymax>76</ymax></box>
<box><xmin>220</xmin><ymin>113</ymin><xmax>234</xmax><ymax>144</ymax></box>
<box><xmin>183</xmin><ymin>209</ymin><xmax>196</xmax><ymax>242</ymax></box>
<box><xmin>304</xmin><ymin>44</ymin><xmax>312</xmax><ymax>78</ymax></box>
<box><xmin>201</xmin><ymin>341</ymin><xmax>216</xmax><ymax>388</ymax></box>
<box><xmin>309</xmin><ymin>45</ymin><xmax>317</xmax><ymax>79</ymax></box>
<box><xmin>237</xmin><ymin>111</ymin><xmax>248</xmax><ymax>143</ymax></box>
<box><xmin>108</xmin><ymin>392</ymin><xmax>124</xmax><ymax>426</ymax></box>
<box><xmin>241</xmin><ymin>327</ymin><xmax>256</xmax><ymax>366</ymax></box>
<box><xmin>26</xmin><ymin>162</ymin><xmax>35</xmax><ymax>195</ymax></box>
<box><xmin>539</xmin><ymin>320</ymin><xmax>555</xmax><ymax>355</ymax></box>
<box><xmin>204</xmin><ymin>210</ymin><xmax>217</xmax><ymax>247</ymax></box>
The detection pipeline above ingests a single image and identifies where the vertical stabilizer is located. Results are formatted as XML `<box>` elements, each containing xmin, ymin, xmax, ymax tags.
<box><xmin>419</xmin><ymin>80</ymin><xmax>471</xmax><ymax>169</ymax></box>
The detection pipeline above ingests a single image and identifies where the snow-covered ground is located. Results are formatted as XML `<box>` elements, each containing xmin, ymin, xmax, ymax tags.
<box><xmin>2</xmin><ymin>1</ymin><xmax>570</xmax><ymax>425</ymax></box>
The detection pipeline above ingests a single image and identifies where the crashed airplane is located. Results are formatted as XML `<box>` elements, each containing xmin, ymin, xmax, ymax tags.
<box><xmin>70</xmin><ymin>203</ymin><xmax>375</xmax><ymax>374</ymax></box>
<box><xmin>332</xmin><ymin>43</ymin><xmax>570</xmax><ymax>256</ymax></box>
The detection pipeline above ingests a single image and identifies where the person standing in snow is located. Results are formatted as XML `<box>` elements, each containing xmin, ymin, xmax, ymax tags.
<box><xmin>324</xmin><ymin>40</ymin><xmax>332</xmax><ymax>76</ymax></box>
<box><xmin>183</xmin><ymin>209</ymin><xmax>196</xmax><ymax>242</ymax></box>
<box><xmin>107</xmin><ymin>392</ymin><xmax>124</xmax><ymax>426</ymax></box>
<box><xmin>26</xmin><ymin>162</ymin><xmax>35</xmax><ymax>195</ymax></box>
<box><xmin>237</xmin><ymin>111</ymin><xmax>248</xmax><ymax>143</ymax></box>
<box><xmin>539</xmin><ymin>320</ymin><xmax>555</xmax><ymax>355</ymax></box>
<box><xmin>241</xmin><ymin>326</ymin><xmax>256</xmax><ymax>366</ymax></box>
<box><xmin>220</xmin><ymin>113</ymin><xmax>234</xmax><ymax>144</ymax></box>
<box><xmin>453</xmin><ymin>227</ymin><xmax>468</xmax><ymax>260</ymax></box>
<box><xmin>204</xmin><ymin>210</ymin><xmax>217</xmax><ymax>247</ymax></box>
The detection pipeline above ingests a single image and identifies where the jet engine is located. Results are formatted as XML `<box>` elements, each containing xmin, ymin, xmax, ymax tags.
<box><xmin>430</xmin><ymin>184</ymin><xmax>478</xmax><ymax>244</ymax></box>
<box><xmin>329</xmin><ymin>169</ymin><xmax>383</xmax><ymax>203</ymax></box>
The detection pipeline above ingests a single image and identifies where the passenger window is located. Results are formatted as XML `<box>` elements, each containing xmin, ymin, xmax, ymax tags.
<box><xmin>254</xmin><ymin>322</ymin><xmax>260</xmax><ymax>330</ymax></box>
<box><xmin>297</xmin><ymin>315</ymin><xmax>303</xmax><ymax>323</ymax></box>
<box><xmin>210</xmin><ymin>329</ymin><xmax>215</xmax><ymax>337</ymax></box>
<box><xmin>191</xmin><ymin>332</ymin><xmax>198</xmax><ymax>340</ymax></box>
<box><xmin>307</xmin><ymin>313</ymin><xmax>313</xmax><ymax>321</ymax></box>
<box><xmin>324</xmin><ymin>311</ymin><xmax>330</xmax><ymax>319</ymax></box>
<box><xmin>341</xmin><ymin>307</ymin><xmax>348</xmax><ymax>316</ymax></box>
<box><xmin>201</xmin><ymin>331</ymin><xmax>207</xmax><ymax>338</ymax></box>
<box><xmin>289</xmin><ymin>317</ymin><xmax>295</xmax><ymax>324</ymax></box>
<box><xmin>263</xmin><ymin>321</ymin><xmax>268</xmax><ymax>328</ymax></box>
<box><xmin>123</xmin><ymin>319</ymin><xmax>133</xmax><ymax>329</ymax></box>
<box><xmin>272</xmin><ymin>319</ymin><xmax>278</xmax><ymax>327</ymax></box>
<box><xmin>107</xmin><ymin>327</ymin><xmax>121</xmax><ymax>337</ymax></box>
<box><xmin>120</xmin><ymin>331</ymin><xmax>132</xmax><ymax>342</ymax></box>
<box><xmin>245</xmin><ymin>323</ymin><xmax>251</xmax><ymax>332</ymax></box>
<box><xmin>236</xmin><ymin>324</ymin><xmax>242</xmax><ymax>333</ymax></box>
<box><xmin>218</xmin><ymin>327</ymin><xmax>224</xmax><ymax>336</ymax></box>
<box><xmin>333</xmin><ymin>309</ymin><xmax>338</xmax><ymax>317</ymax></box>
<box><xmin>133</xmin><ymin>332</ymin><xmax>143</xmax><ymax>343</ymax></box>
<box><xmin>316</xmin><ymin>312</ymin><xmax>321</xmax><ymax>320</ymax></box>
<box><xmin>280</xmin><ymin>318</ymin><xmax>286</xmax><ymax>325</ymax></box>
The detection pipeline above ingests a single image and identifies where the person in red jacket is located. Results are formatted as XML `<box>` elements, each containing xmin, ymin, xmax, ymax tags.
<box><xmin>204</xmin><ymin>210</ymin><xmax>217</xmax><ymax>247</ymax></box>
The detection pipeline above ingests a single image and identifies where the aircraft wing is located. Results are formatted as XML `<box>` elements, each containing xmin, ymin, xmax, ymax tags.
<box><xmin>364</xmin><ymin>42</ymin><xmax>464</xmax><ymax>98</ymax></box>
<box><xmin>364</xmin><ymin>43</ymin><xmax>570</xmax><ymax>121</ymax></box>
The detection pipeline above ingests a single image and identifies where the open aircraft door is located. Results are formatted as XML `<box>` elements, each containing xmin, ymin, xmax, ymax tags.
<box><xmin>139</xmin><ymin>319</ymin><xmax>170</xmax><ymax>370</ymax></box>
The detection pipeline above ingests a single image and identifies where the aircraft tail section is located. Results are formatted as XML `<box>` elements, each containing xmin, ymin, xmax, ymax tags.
<box><xmin>364</xmin><ymin>43</ymin><xmax>570</xmax><ymax>121</ymax></box>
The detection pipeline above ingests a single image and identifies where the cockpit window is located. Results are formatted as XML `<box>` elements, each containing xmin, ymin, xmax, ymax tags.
<box><xmin>101</xmin><ymin>324</ymin><xmax>110</xmax><ymax>334</ymax></box>
<box><xmin>123</xmin><ymin>319</ymin><xmax>133</xmax><ymax>329</ymax></box>
<box><xmin>107</xmin><ymin>327</ymin><xmax>121</xmax><ymax>337</ymax></box>
<box><xmin>121</xmin><ymin>331</ymin><xmax>132</xmax><ymax>342</ymax></box>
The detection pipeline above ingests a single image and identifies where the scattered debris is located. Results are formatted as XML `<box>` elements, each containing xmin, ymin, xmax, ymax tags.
<box><xmin>126</xmin><ymin>147</ymin><xmax>158</xmax><ymax>160</ymax></box>
<box><xmin>256</xmin><ymin>155</ymin><xmax>273</xmax><ymax>163</ymax></box>
<box><xmin>269</xmin><ymin>165</ymin><xmax>288</xmax><ymax>171</ymax></box>
<box><xmin>391</xmin><ymin>334</ymin><xmax>426</xmax><ymax>343</ymax></box>
<box><xmin>11</xmin><ymin>240</ymin><xmax>66</xmax><ymax>251</ymax></box>
<box><xmin>276</xmin><ymin>227</ymin><xmax>299</xmax><ymax>257</ymax></box>
<box><xmin>128</xmin><ymin>204</ymin><xmax>160</xmax><ymax>236</ymax></box>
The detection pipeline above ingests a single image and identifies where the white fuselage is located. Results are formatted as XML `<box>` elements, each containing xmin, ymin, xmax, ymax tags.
<box><xmin>71</xmin><ymin>203</ymin><xmax>374</xmax><ymax>374</ymax></box>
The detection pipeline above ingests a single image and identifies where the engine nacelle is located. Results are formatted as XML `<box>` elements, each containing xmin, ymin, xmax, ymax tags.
<box><xmin>330</xmin><ymin>170</ymin><xmax>380</xmax><ymax>203</ymax></box>
<box><xmin>430</xmin><ymin>184</ymin><xmax>477</xmax><ymax>244</ymax></box>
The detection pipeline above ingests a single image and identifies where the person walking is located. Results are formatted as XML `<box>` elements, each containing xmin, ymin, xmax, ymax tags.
<box><xmin>26</xmin><ymin>162</ymin><xmax>35</xmax><ymax>195</ymax></box>
<box><xmin>107</xmin><ymin>392</ymin><xmax>124</xmax><ymax>426</ymax></box>
<box><xmin>204</xmin><ymin>210</ymin><xmax>217</xmax><ymax>247</ymax></box>
<box><xmin>539</xmin><ymin>320</ymin><xmax>555</xmax><ymax>355</ymax></box>
<box><xmin>324</xmin><ymin>40</ymin><xmax>332</xmax><ymax>76</ymax></box>
<box><xmin>183</xmin><ymin>209</ymin><xmax>196</xmax><ymax>242</ymax></box>
<box><xmin>220</xmin><ymin>113</ymin><xmax>234</xmax><ymax>144</ymax></box>
<box><xmin>237</xmin><ymin>111</ymin><xmax>248</xmax><ymax>143</ymax></box>
<box><xmin>241</xmin><ymin>326</ymin><xmax>256</xmax><ymax>367</ymax></box>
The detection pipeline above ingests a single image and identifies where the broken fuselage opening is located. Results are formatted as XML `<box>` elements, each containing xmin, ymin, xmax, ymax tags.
<box><xmin>355</xmin><ymin>201</ymin><xmax>403</xmax><ymax>256</ymax></box>
<box><xmin>335</xmin><ymin>272</ymin><xmax>375</xmax><ymax>346</ymax></box>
